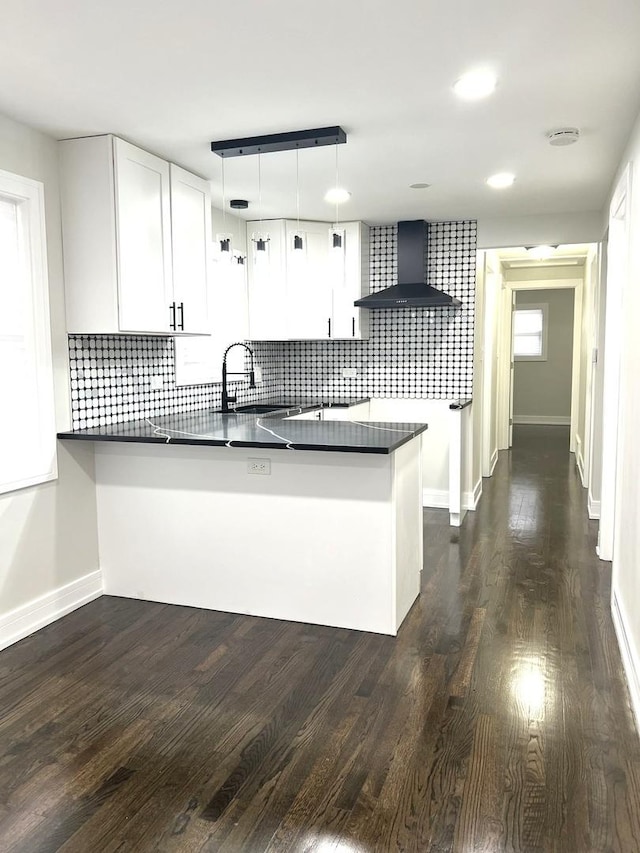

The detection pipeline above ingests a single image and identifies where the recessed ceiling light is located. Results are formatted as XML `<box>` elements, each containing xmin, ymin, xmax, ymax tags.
<box><xmin>409</xmin><ymin>183</ymin><xmax>431</xmax><ymax>189</ymax></box>
<box><xmin>453</xmin><ymin>69</ymin><xmax>497</xmax><ymax>101</ymax></box>
<box><xmin>324</xmin><ymin>187</ymin><xmax>351</xmax><ymax>204</ymax></box>
<box><xmin>526</xmin><ymin>245</ymin><xmax>557</xmax><ymax>260</ymax></box>
<box><xmin>486</xmin><ymin>172</ymin><xmax>515</xmax><ymax>189</ymax></box>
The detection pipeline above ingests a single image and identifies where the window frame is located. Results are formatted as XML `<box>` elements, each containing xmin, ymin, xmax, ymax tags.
<box><xmin>513</xmin><ymin>302</ymin><xmax>549</xmax><ymax>362</ymax></box>
<box><xmin>0</xmin><ymin>168</ymin><xmax>57</xmax><ymax>495</ymax></box>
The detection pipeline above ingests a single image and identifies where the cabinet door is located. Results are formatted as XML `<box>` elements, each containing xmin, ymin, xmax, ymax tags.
<box><xmin>285</xmin><ymin>220</ymin><xmax>333</xmax><ymax>340</ymax></box>
<box><xmin>170</xmin><ymin>164</ymin><xmax>211</xmax><ymax>334</ymax></box>
<box><xmin>113</xmin><ymin>137</ymin><xmax>173</xmax><ymax>333</ymax></box>
<box><xmin>175</xmin><ymin>247</ymin><xmax>249</xmax><ymax>386</ymax></box>
<box><xmin>247</xmin><ymin>220</ymin><xmax>288</xmax><ymax>340</ymax></box>
<box><xmin>331</xmin><ymin>221</ymin><xmax>370</xmax><ymax>340</ymax></box>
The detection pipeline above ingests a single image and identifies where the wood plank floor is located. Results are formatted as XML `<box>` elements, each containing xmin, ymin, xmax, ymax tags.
<box><xmin>2</xmin><ymin>425</ymin><xmax>640</xmax><ymax>851</ymax></box>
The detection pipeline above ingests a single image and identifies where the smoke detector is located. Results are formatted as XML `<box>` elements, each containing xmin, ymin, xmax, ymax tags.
<box><xmin>547</xmin><ymin>128</ymin><xmax>580</xmax><ymax>146</ymax></box>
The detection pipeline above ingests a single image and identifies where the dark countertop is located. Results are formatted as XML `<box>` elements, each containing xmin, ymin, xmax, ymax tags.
<box><xmin>57</xmin><ymin>399</ymin><xmax>428</xmax><ymax>455</ymax></box>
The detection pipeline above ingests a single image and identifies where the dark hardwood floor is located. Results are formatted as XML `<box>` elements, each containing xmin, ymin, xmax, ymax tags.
<box><xmin>2</xmin><ymin>424</ymin><xmax>640</xmax><ymax>852</ymax></box>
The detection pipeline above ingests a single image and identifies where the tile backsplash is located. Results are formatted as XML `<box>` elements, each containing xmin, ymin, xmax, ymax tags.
<box><xmin>280</xmin><ymin>222</ymin><xmax>475</xmax><ymax>400</ymax></box>
<box><xmin>68</xmin><ymin>221</ymin><xmax>476</xmax><ymax>429</ymax></box>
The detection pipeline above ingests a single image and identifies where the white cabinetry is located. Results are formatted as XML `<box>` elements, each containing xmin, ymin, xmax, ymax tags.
<box><xmin>285</xmin><ymin>220</ymin><xmax>333</xmax><ymax>340</ymax></box>
<box><xmin>60</xmin><ymin>135</ymin><xmax>210</xmax><ymax>335</ymax></box>
<box><xmin>246</xmin><ymin>220</ymin><xmax>288</xmax><ymax>341</ymax></box>
<box><xmin>330</xmin><ymin>221</ymin><xmax>370</xmax><ymax>340</ymax></box>
<box><xmin>246</xmin><ymin>219</ymin><xmax>369</xmax><ymax>341</ymax></box>
<box><xmin>169</xmin><ymin>164</ymin><xmax>211</xmax><ymax>334</ymax></box>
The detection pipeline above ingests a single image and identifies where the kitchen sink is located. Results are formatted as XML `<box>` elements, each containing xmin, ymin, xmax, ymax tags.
<box><xmin>229</xmin><ymin>404</ymin><xmax>290</xmax><ymax>414</ymax></box>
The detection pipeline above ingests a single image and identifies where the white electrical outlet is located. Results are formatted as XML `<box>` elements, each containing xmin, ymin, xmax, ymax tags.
<box><xmin>254</xmin><ymin>366</ymin><xmax>263</xmax><ymax>383</ymax></box>
<box><xmin>247</xmin><ymin>458</ymin><xmax>271</xmax><ymax>475</ymax></box>
<box><xmin>150</xmin><ymin>376</ymin><xmax>163</xmax><ymax>390</ymax></box>
<box><xmin>342</xmin><ymin>367</ymin><xmax>357</xmax><ymax>378</ymax></box>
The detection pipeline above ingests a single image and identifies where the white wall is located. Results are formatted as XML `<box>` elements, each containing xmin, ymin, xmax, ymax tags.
<box><xmin>472</xmin><ymin>252</ymin><xmax>485</xmax><ymax>492</ymax></box>
<box><xmin>513</xmin><ymin>289</ymin><xmax>574</xmax><ymax>423</ymax></box>
<box><xmin>606</xmin><ymin>105</ymin><xmax>640</xmax><ymax>729</ymax></box>
<box><xmin>0</xmin><ymin>112</ymin><xmax>100</xmax><ymax>648</ymax></box>
<box><xmin>575</xmin><ymin>248</ymin><xmax>600</xmax><ymax>491</ymax></box>
<box><xmin>481</xmin><ymin>252</ymin><xmax>502</xmax><ymax>473</ymax></box>
<box><xmin>477</xmin><ymin>210</ymin><xmax>603</xmax><ymax>249</ymax></box>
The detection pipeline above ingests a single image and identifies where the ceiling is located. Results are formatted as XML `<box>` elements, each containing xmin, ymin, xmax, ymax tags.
<box><xmin>2</xmin><ymin>0</ymin><xmax>640</xmax><ymax>225</ymax></box>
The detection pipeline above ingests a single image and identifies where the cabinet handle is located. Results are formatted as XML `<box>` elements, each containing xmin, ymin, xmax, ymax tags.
<box><xmin>328</xmin><ymin>318</ymin><xmax>332</xmax><ymax>338</ymax></box>
<box><xmin>352</xmin><ymin>317</ymin><xmax>355</xmax><ymax>337</ymax></box>
<box><xmin>178</xmin><ymin>302</ymin><xmax>184</xmax><ymax>331</ymax></box>
<box><xmin>169</xmin><ymin>302</ymin><xmax>176</xmax><ymax>331</ymax></box>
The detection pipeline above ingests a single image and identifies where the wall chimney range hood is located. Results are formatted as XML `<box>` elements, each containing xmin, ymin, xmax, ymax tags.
<box><xmin>355</xmin><ymin>220</ymin><xmax>461</xmax><ymax>309</ymax></box>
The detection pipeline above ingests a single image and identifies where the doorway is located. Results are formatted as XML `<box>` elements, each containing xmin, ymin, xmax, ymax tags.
<box><xmin>479</xmin><ymin>244</ymin><xmax>600</xmax><ymax>486</ymax></box>
<box><xmin>511</xmin><ymin>287</ymin><xmax>575</xmax><ymax>447</ymax></box>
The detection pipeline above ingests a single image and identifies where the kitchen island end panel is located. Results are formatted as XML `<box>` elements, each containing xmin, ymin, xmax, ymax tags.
<box><xmin>93</xmin><ymin>437</ymin><xmax>422</xmax><ymax>636</ymax></box>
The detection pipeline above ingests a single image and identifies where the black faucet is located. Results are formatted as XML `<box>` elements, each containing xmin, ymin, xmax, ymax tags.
<box><xmin>221</xmin><ymin>342</ymin><xmax>256</xmax><ymax>413</ymax></box>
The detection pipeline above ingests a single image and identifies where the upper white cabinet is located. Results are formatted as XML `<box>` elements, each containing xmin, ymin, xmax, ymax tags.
<box><xmin>113</xmin><ymin>138</ymin><xmax>172</xmax><ymax>333</ymax></box>
<box><xmin>60</xmin><ymin>135</ymin><xmax>210</xmax><ymax>335</ymax></box>
<box><xmin>285</xmin><ymin>220</ymin><xmax>333</xmax><ymax>340</ymax></box>
<box><xmin>169</xmin><ymin>164</ymin><xmax>211</xmax><ymax>334</ymax></box>
<box><xmin>246</xmin><ymin>219</ymin><xmax>369</xmax><ymax>341</ymax></box>
<box><xmin>330</xmin><ymin>221</ymin><xmax>370</xmax><ymax>341</ymax></box>
<box><xmin>246</xmin><ymin>220</ymin><xmax>288</xmax><ymax>341</ymax></box>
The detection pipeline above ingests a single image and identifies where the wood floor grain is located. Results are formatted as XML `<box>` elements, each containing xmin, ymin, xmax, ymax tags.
<box><xmin>1</xmin><ymin>425</ymin><xmax>640</xmax><ymax>852</ymax></box>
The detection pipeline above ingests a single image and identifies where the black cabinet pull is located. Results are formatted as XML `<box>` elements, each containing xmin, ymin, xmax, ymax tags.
<box><xmin>328</xmin><ymin>317</ymin><xmax>331</xmax><ymax>338</ymax></box>
<box><xmin>352</xmin><ymin>317</ymin><xmax>355</xmax><ymax>337</ymax></box>
<box><xmin>178</xmin><ymin>302</ymin><xmax>184</xmax><ymax>330</ymax></box>
<box><xmin>169</xmin><ymin>302</ymin><xmax>176</xmax><ymax>331</ymax></box>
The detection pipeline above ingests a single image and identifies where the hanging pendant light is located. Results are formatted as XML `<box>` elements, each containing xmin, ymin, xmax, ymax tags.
<box><xmin>293</xmin><ymin>148</ymin><xmax>304</xmax><ymax>250</ymax></box>
<box><xmin>252</xmin><ymin>153</ymin><xmax>270</xmax><ymax>252</ymax></box>
<box><xmin>219</xmin><ymin>156</ymin><xmax>231</xmax><ymax>254</ymax></box>
<box><xmin>330</xmin><ymin>142</ymin><xmax>344</xmax><ymax>249</ymax></box>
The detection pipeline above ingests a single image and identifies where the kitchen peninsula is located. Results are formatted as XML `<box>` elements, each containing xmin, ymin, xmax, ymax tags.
<box><xmin>58</xmin><ymin>403</ymin><xmax>427</xmax><ymax>636</ymax></box>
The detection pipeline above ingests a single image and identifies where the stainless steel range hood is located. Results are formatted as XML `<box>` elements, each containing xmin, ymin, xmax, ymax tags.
<box><xmin>355</xmin><ymin>219</ymin><xmax>461</xmax><ymax>309</ymax></box>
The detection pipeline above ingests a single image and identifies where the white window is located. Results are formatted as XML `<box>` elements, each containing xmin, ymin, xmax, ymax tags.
<box><xmin>513</xmin><ymin>304</ymin><xmax>548</xmax><ymax>361</ymax></box>
<box><xmin>0</xmin><ymin>169</ymin><xmax>57</xmax><ymax>494</ymax></box>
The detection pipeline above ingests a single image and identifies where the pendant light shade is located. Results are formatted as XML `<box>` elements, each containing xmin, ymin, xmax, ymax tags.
<box><xmin>251</xmin><ymin>152</ymin><xmax>270</xmax><ymax>254</ymax></box>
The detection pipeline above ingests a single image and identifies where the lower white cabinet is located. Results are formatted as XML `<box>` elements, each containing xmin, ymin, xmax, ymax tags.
<box><xmin>247</xmin><ymin>219</ymin><xmax>369</xmax><ymax>341</ymax></box>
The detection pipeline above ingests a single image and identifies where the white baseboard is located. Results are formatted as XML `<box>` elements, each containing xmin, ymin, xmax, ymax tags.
<box><xmin>465</xmin><ymin>478</ymin><xmax>483</xmax><ymax>511</ymax></box>
<box><xmin>588</xmin><ymin>492</ymin><xmax>601</xmax><ymax>519</ymax></box>
<box><xmin>612</xmin><ymin>591</ymin><xmax>640</xmax><ymax>735</ymax></box>
<box><xmin>423</xmin><ymin>482</ymin><xmax>482</xmax><ymax>512</ymax></box>
<box><xmin>513</xmin><ymin>415</ymin><xmax>571</xmax><ymax>426</ymax></box>
<box><xmin>423</xmin><ymin>488</ymin><xmax>449</xmax><ymax>508</ymax></box>
<box><xmin>489</xmin><ymin>448</ymin><xmax>499</xmax><ymax>476</ymax></box>
<box><xmin>576</xmin><ymin>437</ymin><xmax>586</xmax><ymax>486</ymax></box>
<box><xmin>0</xmin><ymin>570</ymin><xmax>103</xmax><ymax>652</ymax></box>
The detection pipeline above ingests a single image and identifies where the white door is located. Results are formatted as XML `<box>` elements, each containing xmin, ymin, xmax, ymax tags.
<box><xmin>170</xmin><ymin>164</ymin><xmax>211</xmax><ymax>334</ymax></box>
<box><xmin>286</xmin><ymin>220</ymin><xmax>333</xmax><ymax>339</ymax></box>
<box><xmin>113</xmin><ymin>137</ymin><xmax>173</xmax><ymax>333</ymax></box>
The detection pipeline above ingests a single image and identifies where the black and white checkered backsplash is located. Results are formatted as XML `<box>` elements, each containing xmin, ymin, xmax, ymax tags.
<box><xmin>68</xmin><ymin>221</ymin><xmax>476</xmax><ymax>428</ymax></box>
<box><xmin>280</xmin><ymin>222</ymin><xmax>475</xmax><ymax>400</ymax></box>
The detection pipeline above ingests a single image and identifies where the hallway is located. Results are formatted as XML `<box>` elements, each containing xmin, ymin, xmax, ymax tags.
<box><xmin>1</xmin><ymin>427</ymin><xmax>640</xmax><ymax>851</ymax></box>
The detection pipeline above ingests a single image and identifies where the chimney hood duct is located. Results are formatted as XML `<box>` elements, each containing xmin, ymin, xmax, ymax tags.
<box><xmin>354</xmin><ymin>220</ymin><xmax>461</xmax><ymax>309</ymax></box>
